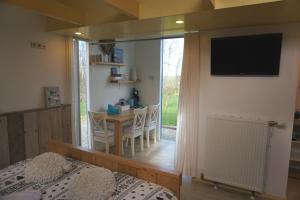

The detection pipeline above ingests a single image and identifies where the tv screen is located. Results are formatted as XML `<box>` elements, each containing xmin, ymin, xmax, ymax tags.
<box><xmin>211</xmin><ymin>33</ymin><xmax>282</xmax><ymax>76</ymax></box>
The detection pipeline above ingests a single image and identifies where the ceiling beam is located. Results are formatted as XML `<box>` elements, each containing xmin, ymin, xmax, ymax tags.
<box><xmin>213</xmin><ymin>0</ymin><xmax>282</xmax><ymax>9</ymax></box>
<box><xmin>138</xmin><ymin>0</ymin><xmax>214</xmax><ymax>19</ymax></box>
<box><xmin>52</xmin><ymin>0</ymin><xmax>298</xmax><ymax>41</ymax></box>
<box><xmin>46</xmin><ymin>17</ymin><xmax>82</xmax><ymax>32</ymax></box>
<box><xmin>104</xmin><ymin>0</ymin><xmax>139</xmax><ymax>19</ymax></box>
<box><xmin>209</xmin><ymin>0</ymin><xmax>215</xmax><ymax>8</ymax></box>
<box><xmin>2</xmin><ymin>0</ymin><xmax>85</xmax><ymax>25</ymax></box>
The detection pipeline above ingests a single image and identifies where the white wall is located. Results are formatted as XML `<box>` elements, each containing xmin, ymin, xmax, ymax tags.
<box><xmin>85</xmin><ymin>25</ymin><xmax>300</xmax><ymax>198</ymax></box>
<box><xmin>198</xmin><ymin>24</ymin><xmax>300</xmax><ymax>198</ymax></box>
<box><xmin>0</xmin><ymin>3</ymin><xmax>68</xmax><ymax>113</ymax></box>
<box><xmin>89</xmin><ymin>40</ymin><xmax>161</xmax><ymax>111</ymax></box>
<box><xmin>135</xmin><ymin>40</ymin><xmax>161</xmax><ymax>106</ymax></box>
<box><xmin>89</xmin><ymin>42</ymin><xmax>135</xmax><ymax>111</ymax></box>
<box><xmin>129</xmin><ymin>25</ymin><xmax>300</xmax><ymax>199</ymax></box>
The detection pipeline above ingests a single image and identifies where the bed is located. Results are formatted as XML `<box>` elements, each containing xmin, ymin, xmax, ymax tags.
<box><xmin>0</xmin><ymin>140</ymin><xmax>181</xmax><ymax>200</ymax></box>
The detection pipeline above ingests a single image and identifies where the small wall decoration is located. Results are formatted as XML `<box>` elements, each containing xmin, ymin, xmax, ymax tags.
<box><xmin>99</xmin><ymin>40</ymin><xmax>115</xmax><ymax>63</ymax></box>
<box><xmin>44</xmin><ymin>87</ymin><xmax>61</xmax><ymax>108</ymax></box>
<box><xmin>96</xmin><ymin>55</ymin><xmax>102</xmax><ymax>63</ymax></box>
<box><xmin>111</xmin><ymin>67</ymin><xmax>118</xmax><ymax>76</ymax></box>
<box><xmin>112</xmin><ymin>48</ymin><xmax>124</xmax><ymax>63</ymax></box>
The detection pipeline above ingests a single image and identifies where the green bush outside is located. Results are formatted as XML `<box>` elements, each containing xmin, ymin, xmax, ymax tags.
<box><xmin>80</xmin><ymin>101</ymin><xmax>87</xmax><ymax>119</ymax></box>
<box><xmin>162</xmin><ymin>93</ymin><xmax>179</xmax><ymax>127</ymax></box>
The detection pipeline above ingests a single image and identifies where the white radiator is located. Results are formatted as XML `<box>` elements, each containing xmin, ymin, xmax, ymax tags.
<box><xmin>203</xmin><ymin>115</ymin><xmax>271</xmax><ymax>192</ymax></box>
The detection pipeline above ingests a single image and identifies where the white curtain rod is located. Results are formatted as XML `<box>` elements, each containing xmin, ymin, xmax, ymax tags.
<box><xmin>89</xmin><ymin>35</ymin><xmax>182</xmax><ymax>45</ymax></box>
<box><xmin>87</xmin><ymin>30</ymin><xmax>199</xmax><ymax>45</ymax></box>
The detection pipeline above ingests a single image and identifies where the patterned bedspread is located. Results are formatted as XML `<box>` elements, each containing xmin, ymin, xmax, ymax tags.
<box><xmin>0</xmin><ymin>158</ymin><xmax>177</xmax><ymax>200</ymax></box>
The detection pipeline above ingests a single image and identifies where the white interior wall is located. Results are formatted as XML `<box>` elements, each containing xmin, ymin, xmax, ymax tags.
<box><xmin>135</xmin><ymin>40</ymin><xmax>161</xmax><ymax>106</ymax></box>
<box><xmin>134</xmin><ymin>40</ymin><xmax>162</xmax><ymax>137</ymax></box>
<box><xmin>89</xmin><ymin>40</ymin><xmax>161</xmax><ymax>111</ymax></box>
<box><xmin>89</xmin><ymin>42</ymin><xmax>135</xmax><ymax>111</ymax></box>
<box><xmin>198</xmin><ymin>24</ymin><xmax>300</xmax><ymax>198</ymax></box>
<box><xmin>0</xmin><ymin>3</ymin><xmax>69</xmax><ymax>113</ymax></box>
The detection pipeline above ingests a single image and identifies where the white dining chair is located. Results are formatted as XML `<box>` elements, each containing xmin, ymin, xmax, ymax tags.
<box><xmin>123</xmin><ymin>107</ymin><xmax>148</xmax><ymax>157</ymax></box>
<box><xmin>88</xmin><ymin>111</ymin><xmax>115</xmax><ymax>154</ymax></box>
<box><xmin>144</xmin><ymin>104</ymin><xmax>160</xmax><ymax>148</ymax></box>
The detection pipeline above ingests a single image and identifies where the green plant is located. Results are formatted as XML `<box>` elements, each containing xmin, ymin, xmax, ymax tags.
<box><xmin>162</xmin><ymin>93</ymin><xmax>179</xmax><ymax>126</ymax></box>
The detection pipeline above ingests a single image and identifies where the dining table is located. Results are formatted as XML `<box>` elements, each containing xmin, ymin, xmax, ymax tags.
<box><xmin>104</xmin><ymin>110</ymin><xmax>135</xmax><ymax>156</ymax></box>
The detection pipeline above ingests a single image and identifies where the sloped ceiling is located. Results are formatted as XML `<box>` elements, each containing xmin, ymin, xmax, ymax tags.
<box><xmin>2</xmin><ymin>0</ymin><xmax>140</xmax><ymax>27</ymax></box>
<box><xmin>52</xmin><ymin>0</ymin><xmax>300</xmax><ymax>41</ymax></box>
<box><xmin>3</xmin><ymin>0</ymin><xmax>297</xmax><ymax>41</ymax></box>
<box><xmin>211</xmin><ymin>0</ymin><xmax>282</xmax><ymax>9</ymax></box>
<box><xmin>137</xmin><ymin>0</ymin><xmax>214</xmax><ymax>19</ymax></box>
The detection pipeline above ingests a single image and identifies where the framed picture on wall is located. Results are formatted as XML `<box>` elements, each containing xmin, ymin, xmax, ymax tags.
<box><xmin>44</xmin><ymin>87</ymin><xmax>61</xmax><ymax>108</ymax></box>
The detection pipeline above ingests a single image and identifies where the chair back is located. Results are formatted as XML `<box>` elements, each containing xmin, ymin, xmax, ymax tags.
<box><xmin>88</xmin><ymin>111</ymin><xmax>108</xmax><ymax>136</ymax></box>
<box><xmin>146</xmin><ymin>104</ymin><xmax>160</xmax><ymax>126</ymax></box>
<box><xmin>132</xmin><ymin>107</ymin><xmax>148</xmax><ymax>133</ymax></box>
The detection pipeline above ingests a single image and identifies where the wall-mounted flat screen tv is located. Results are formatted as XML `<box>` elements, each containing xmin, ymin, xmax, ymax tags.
<box><xmin>211</xmin><ymin>33</ymin><xmax>282</xmax><ymax>76</ymax></box>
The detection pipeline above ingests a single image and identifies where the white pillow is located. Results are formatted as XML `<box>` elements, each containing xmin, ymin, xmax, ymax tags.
<box><xmin>68</xmin><ymin>167</ymin><xmax>116</xmax><ymax>200</ymax></box>
<box><xmin>24</xmin><ymin>152</ymin><xmax>69</xmax><ymax>184</ymax></box>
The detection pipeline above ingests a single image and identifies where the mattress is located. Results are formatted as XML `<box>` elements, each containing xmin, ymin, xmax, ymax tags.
<box><xmin>0</xmin><ymin>158</ymin><xmax>177</xmax><ymax>200</ymax></box>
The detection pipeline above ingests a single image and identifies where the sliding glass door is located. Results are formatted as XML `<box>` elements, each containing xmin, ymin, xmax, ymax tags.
<box><xmin>161</xmin><ymin>38</ymin><xmax>184</xmax><ymax>140</ymax></box>
<box><xmin>78</xmin><ymin>40</ymin><xmax>90</xmax><ymax>148</ymax></box>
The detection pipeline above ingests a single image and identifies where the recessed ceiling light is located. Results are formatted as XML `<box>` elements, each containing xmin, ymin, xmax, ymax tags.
<box><xmin>176</xmin><ymin>20</ymin><xmax>184</xmax><ymax>24</ymax></box>
<box><xmin>75</xmin><ymin>32</ymin><xmax>82</xmax><ymax>35</ymax></box>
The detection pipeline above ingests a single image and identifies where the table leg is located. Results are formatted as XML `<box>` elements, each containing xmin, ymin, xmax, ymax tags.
<box><xmin>115</xmin><ymin>121</ymin><xmax>122</xmax><ymax>156</ymax></box>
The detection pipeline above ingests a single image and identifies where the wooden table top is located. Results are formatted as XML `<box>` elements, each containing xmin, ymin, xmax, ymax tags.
<box><xmin>104</xmin><ymin>110</ymin><xmax>135</xmax><ymax>123</ymax></box>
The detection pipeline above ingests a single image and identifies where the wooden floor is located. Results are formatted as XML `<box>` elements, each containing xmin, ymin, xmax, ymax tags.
<box><xmin>122</xmin><ymin>138</ymin><xmax>175</xmax><ymax>169</ymax></box>
<box><xmin>287</xmin><ymin>177</ymin><xmax>300</xmax><ymax>200</ymax></box>
<box><xmin>182</xmin><ymin>177</ymin><xmax>270</xmax><ymax>200</ymax></box>
<box><xmin>122</xmin><ymin>139</ymin><xmax>300</xmax><ymax>200</ymax></box>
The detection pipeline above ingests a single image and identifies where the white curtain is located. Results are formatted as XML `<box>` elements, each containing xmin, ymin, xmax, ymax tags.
<box><xmin>65</xmin><ymin>37</ymin><xmax>80</xmax><ymax>146</ymax></box>
<box><xmin>175</xmin><ymin>33</ymin><xmax>201</xmax><ymax>177</ymax></box>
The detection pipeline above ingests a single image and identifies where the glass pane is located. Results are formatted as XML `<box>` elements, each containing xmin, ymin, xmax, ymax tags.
<box><xmin>162</xmin><ymin>38</ymin><xmax>184</xmax><ymax>140</ymax></box>
<box><xmin>78</xmin><ymin>40</ymin><xmax>90</xmax><ymax>148</ymax></box>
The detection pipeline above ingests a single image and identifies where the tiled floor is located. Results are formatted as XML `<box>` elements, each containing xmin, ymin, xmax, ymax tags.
<box><xmin>181</xmin><ymin>177</ymin><xmax>270</xmax><ymax>200</ymax></box>
<box><xmin>287</xmin><ymin>177</ymin><xmax>300</xmax><ymax>200</ymax></box>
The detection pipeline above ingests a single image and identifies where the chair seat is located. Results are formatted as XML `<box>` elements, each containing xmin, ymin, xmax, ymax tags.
<box><xmin>123</xmin><ymin>120</ymin><xmax>133</xmax><ymax>127</ymax></box>
<box><xmin>93</xmin><ymin>129</ymin><xmax>115</xmax><ymax>138</ymax></box>
<box><xmin>123</xmin><ymin>126</ymin><xmax>143</xmax><ymax>138</ymax></box>
<box><xmin>93</xmin><ymin>132</ymin><xmax>115</xmax><ymax>144</ymax></box>
<box><xmin>145</xmin><ymin>122</ymin><xmax>157</xmax><ymax>129</ymax></box>
<box><xmin>123</xmin><ymin>127</ymin><xmax>133</xmax><ymax>138</ymax></box>
<box><xmin>145</xmin><ymin>120</ymin><xmax>155</xmax><ymax>126</ymax></box>
<box><xmin>123</xmin><ymin>126</ymin><xmax>131</xmax><ymax>133</ymax></box>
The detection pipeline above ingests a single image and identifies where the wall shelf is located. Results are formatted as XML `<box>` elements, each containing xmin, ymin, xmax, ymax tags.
<box><xmin>292</xmin><ymin>140</ymin><xmax>300</xmax><ymax>143</ymax></box>
<box><xmin>290</xmin><ymin>140</ymin><xmax>300</xmax><ymax>162</ymax></box>
<box><xmin>90</xmin><ymin>62</ymin><xmax>127</xmax><ymax>67</ymax></box>
<box><xmin>290</xmin><ymin>153</ymin><xmax>300</xmax><ymax>162</ymax></box>
<box><xmin>110</xmin><ymin>80</ymin><xmax>141</xmax><ymax>84</ymax></box>
<box><xmin>289</xmin><ymin>167</ymin><xmax>300</xmax><ymax>179</ymax></box>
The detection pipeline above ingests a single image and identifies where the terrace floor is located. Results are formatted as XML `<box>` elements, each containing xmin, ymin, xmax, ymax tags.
<box><xmin>123</xmin><ymin>138</ymin><xmax>175</xmax><ymax>170</ymax></box>
<box><xmin>161</xmin><ymin>127</ymin><xmax>176</xmax><ymax>141</ymax></box>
